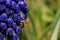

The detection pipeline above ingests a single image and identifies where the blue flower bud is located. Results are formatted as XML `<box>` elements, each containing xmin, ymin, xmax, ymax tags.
<box><xmin>18</xmin><ymin>13</ymin><xmax>20</xmax><ymax>16</ymax></box>
<box><xmin>24</xmin><ymin>7</ymin><xmax>29</xmax><ymax>13</ymax></box>
<box><xmin>18</xmin><ymin>1</ymin><xmax>26</xmax><ymax>8</ymax></box>
<box><xmin>0</xmin><ymin>32</ymin><xmax>5</xmax><ymax>38</ymax></box>
<box><xmin>6</xmin><ymin>0</ymin><xmax>12</xmax><ymax>7</ymax></box>
<box><xmin>0</xmin><ymin>32</ymin><xmax>3</xmax><ymax>38</ymax></box>
<box><xmin>20</xmin><ymin>13</ymin><xmax>27</xmax><ymax>20</ymax></box>
<box><xmin>12</xmin><ymin>1</ymin><xmax>16</xmax><ymax>10</ymax></box>
<box><xmin>0</xmin><ymin>0</ymin><xmax>6</xmax><ymax>3</ymax></box>
<box><xmin>16</xmin><ymin>4</ymin><xmax>20</xmax><ymax>13</ymax></box>
<box><xmin>2</xmin><ymin>34</ymin><xmax>5</xmax><ymax>38</ymax></box>
<box><xmin>7</xmin><ymin>28</ymin><xmax>13</xmax><ymax>36</ymax></box>
<box><xmin>17</xmin><ymin>16</ymin><xmax>20</xmax><ymax>23</ymax></box>
<box><xmin>13</xmin><ymin>14</ymin><xmax>18</xmax><ymax>22</ymax></box>
<box><xmin>13</xmin><ymin>0</ymin><xmax>24</xmax><ymax>3</ymax></box>
<box><xmin>21</xmin><ymin>7</ymin><xmax>29</xmax><ymax>14</ymax></box>
<box><xmin>16</xmin><ymin>26</ymin><xmax>21</xmax><ymax>35</ymax></box>
<box><xmin>9</xmin><ymin>10</ymin><xmax>14</xmax><ymax>15</ymax></box>
<box><xmin>0</xmin><ymin>22</ymin><xmax>7</xmax><ymax>30</ymax></box>
<box><xmin>13</xmin><ymin>22</ymin><xmax>17</xmax><ymax>30</ymax></box>
<box><xmin>0</xmin><ymin>13</ymin><xmax>8</xmax><ymax>21</ymax></box>
<box><xmin>0</xmin><ymin>5</ymin><xmax>6</xmax><ymax>11</ymax></box>
<box><xmin>18</xmin><ymin>0</ymin><xmax>24</xmax><ymax>2</ymax></box>
<box><xmin>6</xmin><ymin>8</ymin><xmax>10</xmax><ymax>14</ymax></box>
<box><xmin>7</xmin><ymin>18</ymin><xmax>13</xmax><ymax>27</ymax></box>
<box><xmin>12</xmin><ymin>34</ymin><xmax>18</xmax><ymax>40</ymax></box>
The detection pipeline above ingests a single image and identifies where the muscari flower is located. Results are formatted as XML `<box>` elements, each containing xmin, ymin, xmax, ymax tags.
<box><xmin>0</xmin><ymin>0</ymin><xmax>28</xmax><ymax>40</ymax></box>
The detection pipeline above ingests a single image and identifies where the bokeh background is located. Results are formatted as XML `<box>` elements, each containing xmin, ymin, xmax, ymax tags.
<box><xmin>20</xmin><ymin>0</ymin><xmax>60</xmax><ymax>40</ymax></box>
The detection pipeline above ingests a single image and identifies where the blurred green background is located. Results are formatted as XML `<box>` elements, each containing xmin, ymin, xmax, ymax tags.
<box><xmin>21</xmin><ymin>0</ymin><xmax>60</xmax><ymax>40</ymax></box>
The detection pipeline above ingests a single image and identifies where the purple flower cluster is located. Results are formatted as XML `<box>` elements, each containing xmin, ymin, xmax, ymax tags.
<box><xmin>0</xmin><ymin>0</ymin><xmax>28</xmax><ymax>40</ymax></box>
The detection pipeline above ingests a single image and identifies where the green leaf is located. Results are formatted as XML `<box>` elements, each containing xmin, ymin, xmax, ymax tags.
<box><xmin>40</xmin><ymin>7</ymin><xmax>60</xmax><ymax>40</ymax></box>
<box><xmin>50</xmin><ymin>18</ymin><xmax>60</xmax><ymax>40</ymax></box>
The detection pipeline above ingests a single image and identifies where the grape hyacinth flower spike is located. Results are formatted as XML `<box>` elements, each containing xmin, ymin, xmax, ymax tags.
<box><xmin>0</xmin><ymin>0</ymin><xmax>29</xmax><ymax>40</ymax></box>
